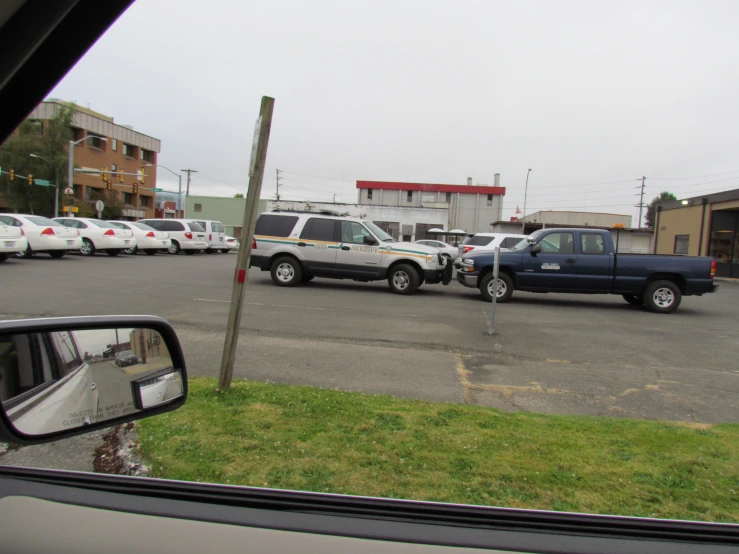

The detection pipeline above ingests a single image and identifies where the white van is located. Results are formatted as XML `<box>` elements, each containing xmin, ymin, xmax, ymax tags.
<box><xmin>138</xmin><ymin>219</ymin><xmax>209</xmax><ymax>255</ymax></box>
<box><xmin>188</xmin><ymin>219</ymin><xmax>228</xmax><ymax>253</ymax></box>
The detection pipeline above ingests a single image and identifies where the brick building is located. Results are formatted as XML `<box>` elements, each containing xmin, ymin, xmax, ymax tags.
<box><xmin>21</xmin><ymin>100</ymin><xmax>161</xmax><ymax>219</ymax></box>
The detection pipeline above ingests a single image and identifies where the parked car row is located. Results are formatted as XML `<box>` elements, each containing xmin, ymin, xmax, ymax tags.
<box><xmin>0</xmin><ymin>215</ymin><xmax>235</xmax><ymax>260</ymax></box>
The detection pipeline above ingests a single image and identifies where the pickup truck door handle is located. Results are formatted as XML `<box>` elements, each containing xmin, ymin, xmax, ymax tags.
<box><xmin>566</xmin><ymin>258</ymin><xmax>576</xmax><ymax>264</ymax></box>
<box><xmin>341</xmin><ymin>246</ymin><xmax>351</xmax><ymax>251</ymax></box>
<box><xmin>297</xmin><ymin>242</ymin><xmax>307</xmax><ymax>247</ymax></box>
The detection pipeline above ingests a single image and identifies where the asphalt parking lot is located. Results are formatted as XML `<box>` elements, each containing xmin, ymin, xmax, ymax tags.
<box><xmin>1</xmin><ymin>251</ymin><xmax>738</xmax><ymax>424</ymax></box>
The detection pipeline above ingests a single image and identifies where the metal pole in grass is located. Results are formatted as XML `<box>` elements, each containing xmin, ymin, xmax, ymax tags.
<box><xmin>489</xmin><ymin>246</ymin><xmax>500</xmax><ymax>335</ymax></box>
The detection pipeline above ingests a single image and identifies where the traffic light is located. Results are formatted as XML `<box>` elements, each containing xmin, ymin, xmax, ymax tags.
<box><xmin>118</xmin><ymin>169</ymin><xmax>123</xmax><ymax>183</ymax></box>
<box><xmin>9</xmin><ymin>169</ymin><xmax>14</xmax><ymax>181</ymax></box>
<box><xmin>28</xmin><ymin>174</ymin><xmax>33</xmax><ymax>185</ymax></box>
<box><xmin>132</xmin><ymin>182</ymin><xmax>138</xmax><ymax>194</ymax></box>
<box><xmin>106</xmin><ymin>179</ymin><xmax>112</xmax><ymax>191</ymax></box>
<box><xmin>139</xmin><ymin>167</ymin><xmax>145</xmax><ymax>184</ymax></box>
<box><xmin>101</xmin><ymin>167</ymin><xmax>107</xmax><ymax>182</ymax></box>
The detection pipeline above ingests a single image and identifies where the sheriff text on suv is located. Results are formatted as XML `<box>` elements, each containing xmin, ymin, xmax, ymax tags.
<box><xmin>249</xmin><ymin>211</ymin><xmax>453</xmax><ymax>295</ymax></box>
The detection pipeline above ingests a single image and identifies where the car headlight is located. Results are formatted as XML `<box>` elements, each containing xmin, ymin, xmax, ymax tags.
<box><xmin>461</xmin><ymin>258</ymin><xmax>475</xmax><ymax>265</ymax></box>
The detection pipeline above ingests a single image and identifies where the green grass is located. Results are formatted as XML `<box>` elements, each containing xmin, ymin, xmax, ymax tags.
<box><xmin>137</xmin><ymin>377</ymin><xmax>739</xmax><ymax>522</ymax></box>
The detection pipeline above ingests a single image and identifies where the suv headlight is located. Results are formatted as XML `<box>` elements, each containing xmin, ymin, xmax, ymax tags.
<box><xmin>461</xmin><ymin>258</ymin><xmax>475</xmax><ymax>265</ymax></box>
<box><xmin>426</xmin><ymin>254</ymin><xmax>435</xmax><ymax>262</ymax></box>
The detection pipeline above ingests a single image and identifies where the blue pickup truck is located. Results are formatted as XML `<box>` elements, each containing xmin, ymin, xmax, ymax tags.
<box><xmin>455</xmin><ymin>228</ymin><xmax>718</xmax><ymax>313</ymax></box>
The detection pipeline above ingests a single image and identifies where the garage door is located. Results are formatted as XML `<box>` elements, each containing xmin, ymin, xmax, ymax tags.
<box><xmin>631</xmin><ymin>234</ymin><xmax>652</xmax><ymax>254</ymax></box>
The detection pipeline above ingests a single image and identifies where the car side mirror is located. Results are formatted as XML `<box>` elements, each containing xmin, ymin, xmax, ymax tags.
<box><xmin>530</xmin><ymin>244</ymin><xmax>542</xmax><ymax>255</ymax></box>
<box><xmin>0</xmin><ymin>315</ymin><xmax>187</xmax><ymax>445</ymax></box>
<box><xmin>363</xmin><ymin>235</ymin><xmax>378</xmax><ymax>245</ymax></box>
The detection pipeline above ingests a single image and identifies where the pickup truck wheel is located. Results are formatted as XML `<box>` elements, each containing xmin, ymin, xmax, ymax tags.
<box><xmin>480</xmin><ymin>272</ymin><xmax>514</xmax><ymax>303</ymax></box>
<box><xmin>644</xmin><ymin>280</ymin><xmax>682</xmax><ymax>313</ymax></box>
<box><xmin>271</xmin><ymin>256</ymin><xmax>302</xmax><ymax>287</ymax></box>
<box><xmin>622</xmin><ymin>294</ymin><xmax>643</xmax><ymax>306</ymax></box>
<box><xmin>388</xmin><ymin>264</ymin><xmax>419</xmax><ymax>295</ymax></box>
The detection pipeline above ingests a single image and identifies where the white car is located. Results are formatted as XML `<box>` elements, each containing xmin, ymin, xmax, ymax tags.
<box><xmin>108</xmin><ymin>221</ymin><xmax>171</xmax><ymax>256</ymax></box>
<box><xmin>0</xmin><ymin>225</ymin><xmax>28</xmax><ymax>262</ymax></box>
<box><xmin>0</xmin><ymin>214</ymin><xmax>82</xmax><ymax>258</ymax></box>
<box><xmin>414</xmin><ymin>239</ymin><xmax>458</xmax><ymax>261</ymax></box>
<box><xmin>137</xmin><ymin>219</ymin><xmax>209</xmax><ymax>255</ymax></box>
<box><xmin>457</xmin><ymin>233</ymin><xmax>528</xmax><ymax>257</ymax></box>
<box><xmin>53</xmin><ymin>217</ymin><xmax>136</xmax><ymax>257</ymax></box>
<box><xmin>225</xmin><ymin>235</ymin><xmax>240</xmax><ymax>250</ymax></box>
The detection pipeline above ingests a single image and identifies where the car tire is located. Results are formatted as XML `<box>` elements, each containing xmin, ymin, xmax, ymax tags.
<box><xmin>480</xmin><ymin>271</ymin><xmax>514</xmax><ymax>303</ymax></box>
<box><xmin>205</xmin><ymin>248</ymin><xmax>214</xmax><ymax>254</ymax></box>
<box><xmin>622</xmin><ymin>294</ymin><xmax>643</xmax><ymax>306</ymax></box>
<box><xmin>0</xmin><ymin>253</ymin><xmax>7</xmax><ymax>263</ymax></box>
<box><xmin>220</xmin><ymin>249</ymin><xmax>230</xmax><ymax>253</ymax></box>
<box><xmin>168</xmin><ymin>241</ymin><xmax>181</xmax><ymax>255</ymax></box>
<box><xmin>184</xmin><ymin>250</ymin><xmax>197</xmax><ymax>255</ymax></box>
<box><xmin>388</xmin><ymin>264</ymin><xmax>420</xmax><ymax>295</ymax></box>
<box><xmin>49</xmin><ymin>251</ymin><xmax>65</xmax><ymax>259</ymax></box>
<box><xmin>79</xmin><ymin>238</ymin><xmax>95</xmax><ymax>256</ymax></box>
<box><xmin>16</xmin><ymin>244</ymin><xmax>32</xmax><ymax>258</ymax></box>
<box><xmin>107</xmin><ymin>250</ymin><xmax>121</xmax><ymax>257</ymax></box>
<box><xmin>124</xmin><ymin>246</ymin><xmax>138</xmax><ymax>255</ymax></box>
<box><xmin>643</xmin><ymin>280</ymin><xmax>682</xmax><ymax>314</ymax></box>
<box><xmin>270</xmin><ymin>256</ymin><xmax>302</xmax><ymax>287</ymax></box>
<box><xmin>145</xmin><ymin>249</ymin><xmax>158</xmax><ymax>256</ymax></box>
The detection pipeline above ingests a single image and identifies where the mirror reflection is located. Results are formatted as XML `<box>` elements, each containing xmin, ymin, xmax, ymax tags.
<box><xmin>0</xmin><ymin>327</ymin><xmax>183</xmax><ymax>436</ymax></box>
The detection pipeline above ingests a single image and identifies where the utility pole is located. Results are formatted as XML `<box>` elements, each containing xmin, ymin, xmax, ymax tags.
<box><xmin>636</xmin><ymin>176</ymin><xmax>646</xmax><ymax>229</ymax></box>
<box><xmin>180</xmin><ymin>169</ymin><xmax>197</xmax><ymax>217</ymax></box>
<box><xmin>333</xmin><ymin>194</ymin><xmax>336</xmax><ymax>203</ymax></box>
<box><xmin>219</xmin><ymin>96</ymin><xmax>275</xmax><ymax>391</ymax></box>
<box><xmin>275</xmin><ymin>168</ymin><xmax>282</xmax><ymax>200</ymax></box>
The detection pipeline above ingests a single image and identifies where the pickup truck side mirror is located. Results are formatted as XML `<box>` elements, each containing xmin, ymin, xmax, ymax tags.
<box><xmin>0</xmin><ymin>315</ymin><xmax>187</xmax><ymax>445</ymax></box>
<box><xmin>363</xmin><ymin>235</ymin><xmax>378</xmax><ymax>246</ymax></box>
<box><xmin>530</xmin><ymin>244</ymin><xmax>542</xmax><ymax>255</ymax></box>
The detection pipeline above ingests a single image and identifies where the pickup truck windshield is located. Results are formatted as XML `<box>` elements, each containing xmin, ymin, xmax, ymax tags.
<box><xmin>510</xmin><ymin>230</ymin><xmax>545</xmax><ymax>251</ymax></box>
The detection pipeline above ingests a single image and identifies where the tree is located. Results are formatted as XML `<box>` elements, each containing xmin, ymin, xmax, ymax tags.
<box><xmin>0</xmin><ymin>104</ymin><xmax>74</xmax><ymax>216</ymax></box>
<box><xmin>645</xmin><ymin>191</ymin><xmax>677</xmax><ymax>229</ymax></box>
<box><xmin>234</xmin><ymin>193</ymin><xmax>244</xmax><ymax>198</ymax></box>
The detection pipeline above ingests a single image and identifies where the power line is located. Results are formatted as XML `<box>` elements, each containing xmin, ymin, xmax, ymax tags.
<box><xmin>648</xmin><ymin>169</ymin><xmax>739</xmax><ymax>181</ymax></box>
<box><xmin>280</xmin><ymin>170</ymin><xmax>352</xmax><ymax>182</ymax></box>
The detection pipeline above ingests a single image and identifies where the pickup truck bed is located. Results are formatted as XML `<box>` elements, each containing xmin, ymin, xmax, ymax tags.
<box><xmin>455</xmin><ymin>228</ymin><xmax>718</xmax><ymax>313</ymax></box>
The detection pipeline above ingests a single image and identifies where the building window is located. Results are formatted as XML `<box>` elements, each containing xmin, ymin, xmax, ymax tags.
<box><xmin>194</xmin><ymin>203</ymin><xmax>202</xmax><ymax>212</ymax></box>
<box><xmin>123</xmin><ymin>192</ymin><xmax>135</xmax><ymax>205</ymax></box>
<box><xmin>72</xmin><ymin>128</ymin><xmax>84</xmax><ymax>142</ymax></box>
<box><xmin>407</xmin><ymin>191</ymin><xmax>413</xmax><ymax>202</ymax></box>
<box><xmin>141</xmin><ymin>149</ymin><xmax>155</xmax><ymax>163</ymax></box>
<box><xmin>24</xmin><ymin>119</ymin><xmax>44</xmax><ymax>135</ymax></box>
<box><xmin>446</xmin><ymin>192</ymin><xmax>452</xmax><ymax>203</ymax></box>
<box><xmin>674</xmin><ymin>235</ymin><xmax>689</xmax><ymax>255</ymax></box>
<box><xmin>111</xmin><ymin>164</ymin><xmax>117</xmax><ymax>172</ymax></box>
<box><xmin>85</xmin><ymin>187</ymin><xmax>93</xmax><ymax>201</ymax></box>
<box><xmin>112</xmin><ymin>139</ymin><xmax>118</xmax><ymax>152</ymax></box>
<box><xmin>123</xmin><ymin>143</ymin><xmax>137</xmax><ymax>158</ymax></box>
<box><xmin>88</xmin><ymin>134</ymin><xmax>106</xmax><ymax>150</ymax></box>
<box><xmin>487</xmin><ymin>194</ymin><xmax>493</xmax><ymax>207</ymax></box>
<box><xmin>139</xmin><ymin>195</ymin><xmax>152</xmax><ymax>208</ymax></box>
<box><xmin>367</xmin><ymin>189</ymin><xmax>373</xmax><ymax>200</ymax></box>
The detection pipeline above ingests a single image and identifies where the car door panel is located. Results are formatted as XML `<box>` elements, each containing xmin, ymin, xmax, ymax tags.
<box><xmin>298</xmin><ymin>218</ymin><xmax>339</xmax><ymax>275</ymax></box>
<box><xmin>577</xmin><ymin>233</ymin><xmax>613</xmax><ymax>291</ymax></box>
<box><xmin>519</xmin><ymin>232</ymin><xmax>579</xmax><ymax>290</ymax></box>
<box><xmin>335</xmin><ymin>221</ymin><xmax>382</xmax><ymax>278</ymax></box>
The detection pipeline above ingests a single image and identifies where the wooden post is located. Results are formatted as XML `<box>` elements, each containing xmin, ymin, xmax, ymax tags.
<box><xmin>218</xmin><ymin>96</ymin><xmax>275</xmax><ymax>390</ymax></box>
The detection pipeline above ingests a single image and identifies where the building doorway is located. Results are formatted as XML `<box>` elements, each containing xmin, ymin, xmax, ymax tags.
<box><xmin>709</xmin><ymin>209</ymin><xmax>739</xmax><ymax>278</ymax></box>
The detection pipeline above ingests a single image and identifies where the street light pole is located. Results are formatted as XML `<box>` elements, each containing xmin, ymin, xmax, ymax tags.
<box><xmin>521</xmin><ymin>168</ymin><xmax>532</xmax><ymax>234</ymax></box>
<box><xmin>29</xmin><ymin>153</ymin><xmax>59</xmax><ymax>217</ymax></box>
<box><xmin>67</xmin><ymin>135</ymin><xmax>107</xmax><ymax>216</ymax></box>
<box><xmin>148</xmin><ymin>164</ymin><xmax>183</xmax><ymax>216</ymax></box>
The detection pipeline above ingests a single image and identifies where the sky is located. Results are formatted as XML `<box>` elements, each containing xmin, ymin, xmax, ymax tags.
<box><xmin>48</xmin><ymin>0</ymin><xmax>739</xmax><ymax>225</ymax></box>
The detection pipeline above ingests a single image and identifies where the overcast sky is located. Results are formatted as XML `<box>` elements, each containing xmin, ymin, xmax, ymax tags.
<box><xmin>48</xmin><ymin>0</ymin><xmax>739</xmax><ymax>224</ymax></box>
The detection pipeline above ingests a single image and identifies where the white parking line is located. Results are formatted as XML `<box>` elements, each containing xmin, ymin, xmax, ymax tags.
<box><xmin>193</xmin><ymin>298</ymin><xmax>419</xmax><ymax>317</ymax></box>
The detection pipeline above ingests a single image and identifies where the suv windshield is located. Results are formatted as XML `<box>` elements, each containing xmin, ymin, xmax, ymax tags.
<box><xmin>365</xmin><ymin>222</ymin><xmax>395</xmax><ymax>242</ymax></box>
<box><xmin>187</xmin><ymin>222</ymin><xmax>205</xmax><ymax>232</ymax></box>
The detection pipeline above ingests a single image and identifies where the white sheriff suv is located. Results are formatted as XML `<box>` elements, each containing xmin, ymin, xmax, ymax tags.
<box><xmin>250</xmin><ymin>211</ymin><xmax>453</xmax><ymax>295</ymax></box>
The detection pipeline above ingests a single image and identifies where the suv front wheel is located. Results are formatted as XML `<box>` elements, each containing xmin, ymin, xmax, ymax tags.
<box><xmin>388</xmin><ymin>264</ymin><xmax>419</xmax><ymax>295</ymax></box>
<box><xmin>271</xmin><ymin>256</ymin><xmax>302</xmax><ymax>287</ymax></box>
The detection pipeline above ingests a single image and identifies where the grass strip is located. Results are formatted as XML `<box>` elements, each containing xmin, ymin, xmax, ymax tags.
<box><xmin>138</xmin><ymin>377</ymin><xmax>739</xmax><ymax>522</ymax></box>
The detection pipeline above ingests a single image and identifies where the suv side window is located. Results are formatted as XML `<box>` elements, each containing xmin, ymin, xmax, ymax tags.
<box><xmin>501</xmin><ymin>237</ymin><xmax>520</xmax><ymax>249</ymax></box>
<box><xmin>188</xmin><ymin>222</ymin><xmax>205</xmax><ymax>232</ymax></box>
<box><xmin>162</xmin><ymin>221</ymin><xmax>184</xmax><ymax>232</ymax></box>
<box><xmin>300</xmin><ymin>218</ymin><xmax>337</xmax><ymax>241</ymax></box>
<box><xmin>255</xmin><ymin>214</ymin><xmax>298</xmax><ymax>237</ymax></box>
<box><xmin>340</xmin><ymin>221</ymin><xmax>372</xmax><ymax>244</ymax></box>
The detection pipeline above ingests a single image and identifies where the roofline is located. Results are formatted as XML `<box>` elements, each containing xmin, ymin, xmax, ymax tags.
<box><xmin>523</xmin><ymin>210</ymin><xmax>632</xmax><ymax>217</ymax></box>
<box><xmin>356</xmin><ymin>180</ymin><xmax>506</xmax><ymax>196</ymax></box>
<box><xmin>658</xmin><ymin>187</ymin><xmax>739</xmax><ymax>211</ymax></box>
<box><xmin>492</xmin><ymin>221</ymin><xmax>652</xmax><ymax>232</ymax></box>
